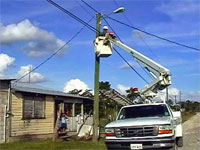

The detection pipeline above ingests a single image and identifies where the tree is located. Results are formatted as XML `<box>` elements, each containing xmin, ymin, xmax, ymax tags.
<box><xmin>99</xmin><ymin>81</ymin><xmax>111</xmax><ymax>90</ymax></box>
<box><xmin>80</xmin><ymin>89</ymin><xmax>94</xmax><ymax>98</ymax></box>
<box><xmin>68</xmin><ymin>89</ymin><xmax>82</xmax><ymax>95</ymax></box>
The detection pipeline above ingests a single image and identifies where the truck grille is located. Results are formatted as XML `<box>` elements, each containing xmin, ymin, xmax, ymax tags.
<box><xmin>115</xmin><ymin>126</ymin><xmax>158</xmax><ymax>137</ymax></box>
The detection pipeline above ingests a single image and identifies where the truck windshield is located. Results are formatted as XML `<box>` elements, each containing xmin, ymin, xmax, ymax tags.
<box><xmin>118</xmin><ymin>105</ymin><xmax>170</xmax><ymax>120</ymax></box>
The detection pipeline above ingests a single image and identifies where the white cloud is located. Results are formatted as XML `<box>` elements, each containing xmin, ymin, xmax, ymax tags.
<box><xmin>117</xmin><ymin>84</ymin><xmax>130</xmax><ymax>95</ymax></box>
<box><xmin>186</xmin><ymin>73</ymin><xmax>200</xmax><ymax>77</ymax></box>
<box><xmin>156</xmin><ymin>0</ymin><xmax>200</xmax><ymax>17</ymax></box>
<box><xmin>0</xmin><ymin>53</ymin><xmax>15</xmax><ymax>76</ymax></box>
<box><xmin>0</xmin><ymin>19</ymin><xmax>67</xmax><ymax>57</ymax></box>
<box><xmin>183</xmin><ymin>91</ymin><xmax>200</xmax><ymax>101</ymax></box>
<box><xmin>131</xmin><ymin>1</ymin><xmax>200</xmax><ymax>49</ymax></box>
<box><xmin>63</xmin><ymin>79</ymin><xmax>89</xmax><ymax>93</ymax></box>
<box><xmin>156</xmin><ymin>87</ymin><xmax>180</xmax><ymax>101</ymax></box>
<box><xmin>16</xmin><ymin>65</ymin><xmax>47</xmax><ymax>83</ymax></box>
<box><xmin>120</xmin><ymin>61</ymin><xmax>138</xmax><ymax>69</ymax></box>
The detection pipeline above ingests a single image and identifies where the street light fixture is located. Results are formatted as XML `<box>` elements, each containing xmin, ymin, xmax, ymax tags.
<box><xmin>102</xmin><ymin>7</ymin><xmax>126</xmax><ymax>18</ymax></box>
<box><xmin>113</xmin><ymin>7</ymin><xmax>126</xmax><ymax>14</ymax></box>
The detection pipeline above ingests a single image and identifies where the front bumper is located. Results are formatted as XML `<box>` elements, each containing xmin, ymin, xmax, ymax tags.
<box><xmin>105</xmin><ymin>137</ymin><xmax>175</xmax><ymax>150</ymax></box>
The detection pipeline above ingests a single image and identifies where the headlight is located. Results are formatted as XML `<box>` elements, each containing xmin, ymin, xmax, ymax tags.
<box><xmin>158</xmin><ymin>125</ymin><xmax>173</xmax><ymax>134</ymax></box>
<box><xmin>105</xmin><ymin>128</ymin><xmax>115</xmax><ymax>136</ymax></box>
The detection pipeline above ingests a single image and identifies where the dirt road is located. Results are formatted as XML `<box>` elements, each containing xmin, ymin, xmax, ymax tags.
<box><xmin>179</xmin><ymin>113</ymin><xmax>200</xmax><ymax>150</ymax></box>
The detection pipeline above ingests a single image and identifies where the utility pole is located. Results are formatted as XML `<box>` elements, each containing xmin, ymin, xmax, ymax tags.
<box><xmin>175</xmin><ymin>95</ymin><xmax>176</xmax><ymax>104</ymax></box>
<box><xmin>93</xmin><ymin>13</ymin><xmax>101</xmax><ymax>143</ymax></box>
<box><xmin>166</xmin><ymin>87</ymin><xmax>168</xmax><ymax>103</ymax></box>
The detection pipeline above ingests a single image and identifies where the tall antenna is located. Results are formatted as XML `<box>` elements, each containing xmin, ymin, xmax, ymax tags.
<box><xmin>28</xmin><ymin>66</ymin><xmax>32</xmax><ymax>83</ymax></box>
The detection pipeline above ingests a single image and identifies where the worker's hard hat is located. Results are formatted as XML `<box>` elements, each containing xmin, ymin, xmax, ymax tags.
<box><xmin>103</xmin><ymin>26</ymin><xmax>108</xmax><ymax>30</ymax></box>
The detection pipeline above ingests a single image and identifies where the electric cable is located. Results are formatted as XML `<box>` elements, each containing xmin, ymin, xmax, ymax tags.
<box><xmin>81</xmin><ymin>0</ymin><xmax>199</xmax><ymax>51</ymax></box>
<box><xmin>107</xmin><ymin>16</ymin><xmax>200</xmax><ymax>51</ymax></box>
<box><xmin>13</xmin><ymin>15</ymin><xmax>95</xmax><ymax>85</ymax></box>
<box><xmin>80</xmin><ymin>0</ymin><xmax>150</xmax><ymax>84</ymax></box>
<box><xmin>112</xmin><ymin>0</ymin><xmax>155</xmax><ymax>80</ymax></box>
<box><xmin>47</xmin><ymin>0</ymin><xmax>97</xmax><ymax>33</ymax></box>
<box><xmin>81</xmin><ymin>0</ymin><xmax>98</xmax><ymax>13</ymax></box>
<box><xmin>76</xmin><ymin>0</ymin><xmax>93</xmax><ymax>17</ymax></box>
<box><xmin>114</xmin><ymin>47</ymin><xmax>149</xmax><ymax>84</ymax></box>
<box><xmin>112</xmin><ymin>0</ymin><xmax>160</xmax><ymax>61</ymax></box>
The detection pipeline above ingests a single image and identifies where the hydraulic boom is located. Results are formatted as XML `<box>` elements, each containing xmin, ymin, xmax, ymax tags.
<box><xmin>94</xmin><ymin>34</ymin><xmax>172</xmax><ymax>102</ymax></box>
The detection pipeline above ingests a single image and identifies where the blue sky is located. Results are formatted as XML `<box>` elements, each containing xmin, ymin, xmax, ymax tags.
<box><xmin>0</xmin><ymin>0</ymin><xmax>199</xmax><ymax>101</ymax></box>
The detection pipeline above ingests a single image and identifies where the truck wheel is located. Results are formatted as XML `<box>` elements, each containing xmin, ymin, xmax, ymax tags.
<box><xmin>176</xmin><ymin>137</ymin><xmax>183</xmax><ymax>147</ymax></box>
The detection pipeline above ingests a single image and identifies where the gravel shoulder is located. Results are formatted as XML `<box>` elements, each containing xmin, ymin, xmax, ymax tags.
<box><xmin>179</xmin><ymin>113</ymin><xmax>200</xmax><ymax>150</ymax></box>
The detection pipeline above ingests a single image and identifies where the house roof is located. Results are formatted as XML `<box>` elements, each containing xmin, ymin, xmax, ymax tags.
<box><xmin>100</xmin><ymin>89</ymin><xmax>133</xmax><ymax>106</ymax></box>
<box><xmin>11</xmin><ymin>82</ymin><xmax>93</xmax><ymax>101</ymax></box>
<box><xmin>0</xmin><ymin>77</ymin><xmax>16</xmax><ymax>81</ymax></box>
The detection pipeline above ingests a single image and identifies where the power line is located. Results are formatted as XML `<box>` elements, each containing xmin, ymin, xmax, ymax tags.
<box><xmin>80</xmin><ymin>0</ymin><xmax>149</xmax><ymax>84</ymax></box>
<box><xmin>81</xmin><ymin>0</ymin><xmax>98</xmax><ymax>13</ymax></box>
<box><xmin>47</xmin><ymin>0</ymin><xmax>97</xmax><ymax>33</ymax></box>
<box><xmin>81</xmin><ymin>0</ymin><xmax>199</xmax><ymax>51</ymax></box>
<box><xmin>104</xmin><ymin>19</ymin><xmax>151</xmax><ymax>83</ymax></box>
<box><xmin>107</xmin><ymin>16</ymin><xmax>200</xmax><ymax>51</ymax></box>
<box><xmin>112</xmin><ymin>0</ymin><xmax>160</xmax><ymax>61</ymax></box>
<box><xmin>114</xmin><ymin>47</ymin><xmax>149</xmax><ymax>84</ymax></box>
<box><xmin>76</xmin><ymin>0</ymin><xmax>93</xmax><ymax>17</ymax></box>
<box><xmin>13</xmin><ymin>15</ymin><xmax>95</xmax><ymax>85</ymax></box>
<box><xmin>112</xmin><ymin>0</ymin><xmax>155</xmax><ymax>80</ymax></box>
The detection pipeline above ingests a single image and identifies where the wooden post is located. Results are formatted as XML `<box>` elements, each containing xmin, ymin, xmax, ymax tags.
<box><xmin>93</xmin><ymin>12</ymin><xmax>101</xmax><ymax>143</ymax></box>
<box><xmin>81</xmin><ymin>104</ymin><xmax>84</xmax><ymax>115</ymax></box>
<box><xmin>53</xmin><ymin>104</ymin><xmax>62</xmax><ymax>141</ymax></box>
<box><xmin>72</xmin><ymin>103</ymin><xmax>75</xmax><ymax>117</ymax></box>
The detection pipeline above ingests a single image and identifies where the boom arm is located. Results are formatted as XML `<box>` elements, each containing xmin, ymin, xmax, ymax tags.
<box><xmin>113</xmin><ymin>39</ymin><xmax>171</xmax><ymax>100</ymax></box>
<box><xmin>94</xmin><ymin>35</ymin><xmax>171</xmax><ymax>102</ymax></box>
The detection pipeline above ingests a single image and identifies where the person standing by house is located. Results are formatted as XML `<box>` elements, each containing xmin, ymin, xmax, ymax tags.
<box><xmin>60</xmin><ymin>113</ymin><xmax>67</xmax><ymax>132</ymax></box>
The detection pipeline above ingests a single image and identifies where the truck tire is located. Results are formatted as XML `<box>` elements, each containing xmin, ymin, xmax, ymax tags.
<box><xmin>176</xmin><ymin>137</ymin><xmax>183</xmax><ymax>147</ymax></box>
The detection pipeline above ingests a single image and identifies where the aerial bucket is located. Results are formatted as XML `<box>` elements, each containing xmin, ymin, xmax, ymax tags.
<box><xmin>94</xmin><ymin>36</ymin><xmax>113</xmax><ymax>57</ymax></box>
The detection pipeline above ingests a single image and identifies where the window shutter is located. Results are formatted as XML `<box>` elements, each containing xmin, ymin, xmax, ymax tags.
<box><xmin>34</xmin><ymin>97</ymin><xmax>45</xmax><ymax>118</ymax></box>
<box><xmin>24</xmin><ymin>97</ymin><xmax>34</xmax><ymax>119</ymax></box>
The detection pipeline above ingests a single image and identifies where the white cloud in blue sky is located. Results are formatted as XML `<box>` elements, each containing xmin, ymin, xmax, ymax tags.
<box><xmin>63</xmin><ymin>79</ymin><xmax>90</xmax><ymax>93</ymax></box>
<box><xmin>16</xmin><ymin>65</ymin><xmax>47</xmax><ymax>83</ymax></box>
<box><xmin>0</xmin><ymin>19</ymin><xmax>67</xmax><ymax>57</ymax></box>
<box><xmin>0</xmin><ymin>53</ymin><xmax>15</xmax><ymax>77</ymax></box>
<box><xmin>117</xmin><ymin>84</ymin><xmax>130</xmax><ymax>95</ymax></box>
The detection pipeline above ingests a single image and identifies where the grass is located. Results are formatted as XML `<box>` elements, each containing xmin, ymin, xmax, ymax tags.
<box><xmin>182</xmin><ymin>111</ymin><xmax>196</xmax><ymax>122</ymax></box>
<box><xmin>0</xmin><ymin>138</ymin><xmax>107</xmax><ymax>150</ymax></box>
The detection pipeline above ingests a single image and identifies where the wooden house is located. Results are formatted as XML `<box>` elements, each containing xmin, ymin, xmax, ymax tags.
<box><xmin>0</xmin><ymin>78</ymin><xmax>93</xmax><ymax>143</ymax></box>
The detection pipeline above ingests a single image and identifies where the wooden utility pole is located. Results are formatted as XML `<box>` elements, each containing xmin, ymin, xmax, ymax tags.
<box><xmin>175</xmin><ymin>95</ymin><xmax>177</xmax><ymax>104</ymax></box>
<box><xmin>93</xmin><ymin>13</ymin><xmax>101</xmax><ymax>143</ymax></box>
<box><xmin>166</xmin><ymin>87</ymin><xmax>168</xmax><ymax>103</ymax></box>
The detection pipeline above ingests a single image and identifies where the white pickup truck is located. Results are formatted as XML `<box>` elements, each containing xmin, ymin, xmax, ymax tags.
<box><xmin>105</xmin><ymin>103</ymin><xmax>183</xmax><ymax>150</ymax></box>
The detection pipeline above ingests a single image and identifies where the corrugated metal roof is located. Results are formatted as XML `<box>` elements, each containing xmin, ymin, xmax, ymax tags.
<box><xmin>0</xmin><ymin>77</ymin><xmax>16</xmax><ymax>81</ymax></box>
<box><xmin>11</xmin><ymin>82</ymin><xmax>92</xmax><ymax>100</ymax></box>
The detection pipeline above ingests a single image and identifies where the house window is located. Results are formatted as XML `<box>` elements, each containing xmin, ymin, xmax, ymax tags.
<box><xmin>23</xmin><ymin>96</ymin><xmax>45</xmax><ymax>119</ymax></box>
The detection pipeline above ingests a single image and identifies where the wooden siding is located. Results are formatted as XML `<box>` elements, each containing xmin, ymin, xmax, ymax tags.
<box><xmin>11</xmin><ymin>93</ymin><xmax>54</xmax><ymax>136</ymax></box>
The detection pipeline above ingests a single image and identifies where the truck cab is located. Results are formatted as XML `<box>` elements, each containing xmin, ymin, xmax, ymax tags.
<box><xmin>105</xmin><ymin>103</ymin><xmax>183</xmax><ymax>150</ymax></box>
